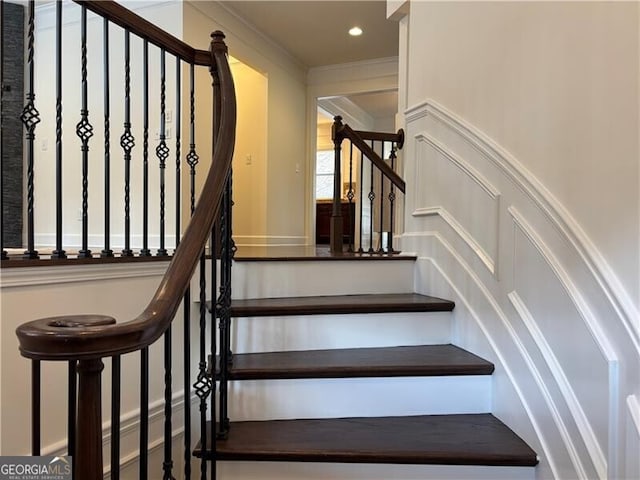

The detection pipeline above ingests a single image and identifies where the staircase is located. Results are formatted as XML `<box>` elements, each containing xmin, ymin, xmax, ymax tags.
<box><xmin>194</xmin><ymin>252</ymin><xmax>538</xmax><ymax>479</ymax></box>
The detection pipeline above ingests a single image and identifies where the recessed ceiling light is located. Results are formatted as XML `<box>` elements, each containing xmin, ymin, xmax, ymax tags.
<box><xmin>348</xmin><ymin>26</ymin><xmax>363</xmax><ymax>37</ymax></box>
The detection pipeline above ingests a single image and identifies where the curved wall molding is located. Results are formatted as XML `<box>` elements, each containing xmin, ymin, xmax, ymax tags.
<box><xmin>405</xmin><ymin>100</ymin><xmax>639</xmax><ymax>353</ymax></box>
<box><xmin>402</xmin><ymin>99</ymin><xmax>639</xmax><ymax>479</ymax></box>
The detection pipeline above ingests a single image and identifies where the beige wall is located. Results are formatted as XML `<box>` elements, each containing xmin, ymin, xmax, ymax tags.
<box><xmin>406</xmin><ymin>1</ymin><xmax>639</xmax><ymax>309</ymax></box>
<box><xmin>184</xmin><ymin>2</ymin><xmax>308</xmax><ymax>246</ymax></box>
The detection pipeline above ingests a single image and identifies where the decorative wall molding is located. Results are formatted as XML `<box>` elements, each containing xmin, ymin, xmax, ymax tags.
<box><xmin>412</xmin><ymin>206</ymin><xmax>495</xmax><ymax>276</ymax></box>
<box><xmin>508</xmin><ymin>291</ymin><xmax>608</xmax><ymax>480</ymax></box>
<box><xmin>0</xmin><ymin>262</ymin><xmax>169</xmax><ymax>288</ymax></box>
<box><xmin>405</xmin><ymin>100</ymin><xmax>639</xmax><ymax>353</ymax></box>
<box><xmin>233</xmin><ymin>235</ymin><xmax>308</xmax><ymax>246</ymax></box>
<box><xmin>40</xmin><ymin>390</ymin><xmax>198</xmax><ymax>478</ymax></box>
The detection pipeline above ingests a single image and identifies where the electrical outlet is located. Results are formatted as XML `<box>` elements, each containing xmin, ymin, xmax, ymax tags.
<box><xmin>246</xmin><ymin>154</ymin><xmax>252</xmax><ymax>165</ymax></box>
<box><xmin>165</xmin><ymin>110</ymin><xmax>173</xmax><ymax>123</ymax></box>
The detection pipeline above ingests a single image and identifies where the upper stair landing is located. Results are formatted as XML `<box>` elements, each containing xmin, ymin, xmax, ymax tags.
<box><xmin>231</xmin><ymin>246</ymin><xmax>417</xmax><ymax>299</ymax></box>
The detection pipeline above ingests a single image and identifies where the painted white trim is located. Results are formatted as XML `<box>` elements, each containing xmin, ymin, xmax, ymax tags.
<box><xmin>405</xmin><ymin>100</ymin><xmax>640</xmax><ymax>353</ymax></box>
<box><xmin>40</xmin><ymin>391</ymin><xmax>198</xmax><ymax>477</ymax></box>
<box><xmin>414</xmin><ymin>133</ymin><xmax>500</xmax><ymax>199</ymax></box>
<box><xmin>308</xmin><ymin>57</ymin><xmax>399</xmax><ymax>86</ymax></box>
<box><xmin>628</xmin><ymin>395</ymin><xmax>640</xmax><ymax>440</ymax></box>
<box><xmin>318</xmin><ymin>97</ymin><xmax>374</xmax><ymax>130</ymax></box>
<box><xmin>508</xmin><ymin>207</ymin><xmax>618</xmax><ymax>364</ymax></box>
<box><xmin>0</xmin><ymin>262</ymin><xmax>169</xmax><ymax>288</ymax></box>
<box><xmin>412</xmin><ymin>206</ymin><xmax>496</xmax><ymax>276</ymax></box>
<box><xmin>233</xmin><ymin>235</ymin><xmax>307</xmax><ymax>247</ymax></box>
<box><xmin>405</xmin><ymin>232</ymin><xmax>555</xmax><ymax>477</ymax></box>
<box><xmin>508</xmin><ymin>291</ymin><xmax>607</xmax><ymax>480</ymax></box>
<box><xmin>33</xmin><ymin>234</ymin><xmax>178</xmax><ymax>251</ymax></box>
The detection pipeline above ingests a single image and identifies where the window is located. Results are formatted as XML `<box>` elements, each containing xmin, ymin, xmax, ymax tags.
<box><xmin>315</xmin><ymin>150</ymin><xmax>335</xmax><ymax>200</ymax></box>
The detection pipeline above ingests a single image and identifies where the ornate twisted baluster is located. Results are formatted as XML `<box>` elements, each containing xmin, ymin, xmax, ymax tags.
<box><xmin>101</xmin><ymin>18</ymin><xmax>113</xmax><ymax>258</ymax></box>
<box><xmin>76</xmin><ymin>5</ymin><xmax>93</xmax><ymax>258</ymax></box>
<box><xmin>20</xmin><ymin>0</ymin><xmax>39</xmax><ymax>259</ymax></box>
<box><xmin>51</xmin><ymin>0</ymin><xmax>66</xmax><ymax>259</ymax></box>
<box><xmin>120</xmin><ymin>29</ymin><xmax>134</xmax><ymax>257</ymax></box>
<box><xmin>140</xmin><ymin>40</ymin><xmax>151</xmax><ymax>257</ymax></box>
<box><xmin>387</xmin><ymin>145</ymin><xmax>398</xmax><ymax>253</ymax></box>
<box><xmin>156</xmin><ymin>49</ymin><xmax>169</xmax><ymax>257</ymax></box>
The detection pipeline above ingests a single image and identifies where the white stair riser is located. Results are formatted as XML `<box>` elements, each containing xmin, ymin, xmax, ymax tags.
<box><xmin>218</xmin><ymin>461</ymin><xmax>536</xmax><ymax>480</ymax></box>
<box><xmin>231</xmin><ymin>312</ymin><xmax>453</xmax><ymax>353</ymax></box>
<box><xmin>232</xmin><ymin>260</ymin><xmax>415</xmax><ymax>298</ymax></box>
<box><xmin>225</xmin><ymin>376</ymin><xmax>491</xmax><ymax>421</ymax></box>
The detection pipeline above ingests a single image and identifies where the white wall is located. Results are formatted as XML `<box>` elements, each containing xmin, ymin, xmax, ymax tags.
<box><xmin>32</xmin><ymin>1</ymin><xmax>183</xmax><ymax>253</ymax></box>
<box><xmin>398</xmin><ymin>2</ymin><xmax>640</xmax><ymax>478</ymax></box>
<box><xmin>183</xmin><ymin>1</ymin><xmax>308</xmax><ymax>247</ymax></box>
<box><xmin>0</xmin><ymin>263</ymin><xmax>206</xmax><ymax>479</ymax></box>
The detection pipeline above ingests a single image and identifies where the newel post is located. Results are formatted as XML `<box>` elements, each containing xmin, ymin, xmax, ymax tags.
<box><xmin>330</xmin><ymin>116</ymin><xmax>344</xmax><ymax>253</ymax></box>
<box><xmin>75</xmin><ymin>358</ymin><xmax>105</xmax><ymax>480</ymax></box>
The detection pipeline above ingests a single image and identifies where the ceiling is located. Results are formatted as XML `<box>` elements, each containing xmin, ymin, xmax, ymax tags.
<box><xmin>220</xmin><ymin>1</ymin><xmax>400</xmax><ymax>121</ymax></box>
<box><xmin>219</xmin><ymin>1</ymin><xmax>399</xmax><ymax>68</ymax></box>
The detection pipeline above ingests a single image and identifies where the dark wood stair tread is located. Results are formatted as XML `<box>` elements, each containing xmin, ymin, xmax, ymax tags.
<box><xmin>194</xmin><ymin>414</ymin><xmax>538</xmax><ymax>466</ymax></box>
<box><xmin>213</xmin><ymin>344</ymin><xmax>494</xmax><ymax>380</ymax></box>
<box><xmin>207</xmin><ymin>293</ymin><xmax>455</xmax><ymax>317</ymax></box>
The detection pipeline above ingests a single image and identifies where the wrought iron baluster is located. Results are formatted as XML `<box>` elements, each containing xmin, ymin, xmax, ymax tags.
<box><xmin>120</xmin><ymin>29</ymin><xmax>134</xmax><ymax>257</ymax></box>
<box><xmin>156</xmin><ymin>48</ymin><xmax>169</xmax><ymax>257</ymax></box>
<box><xmin>20</xmin><ymin>0</ymin><xmax>39</xmax><ymax>259</ymax></box>
<box><xmin>182</xmin><ymin>285</ymin><xmax>191</xmax><ymax>480</ymax></box>
<box><xmin>139</xmin><ymin>347</ymin><xmax>149</xmax><ymax>479</ymax></box>
<box><xmin>175</xmin><ymin>57</ymin><xmax>181</xmax><ymax>251</ymax></box>
<box><xmin>140</xmin><ymin>40</ymin><xmax>151</xmax><ymax>257</ymax></box>
<box><xmin>378</xmin><ymin>142</ymin><xmax>385</xmax><ymax>253</ymax></box>
<box><xmin>111</xmin><ymin>356</ymin><xmax>121</xmax><ymax>480</ymax></box>
<box><xmin>0</xmin><ymin>0</ymin><xmax>6</xmax><ymax>261</ymax></box>
<box><xmin>358</xmin><ymin>148</ymin><xmax>364</xmax><ymax>253</ymax></box>
<box><xmin>209</xmin><ymin>222</ymin><xmax>218</xmax><ymax>479</ymax></box>
<box><xmin>101</xmin><ymin>18</ymin><xmax>113</xmax><ymax>258</ymax></box>
<box><xmin>52</xmin><ymin>0</ymin><xmax>66</xmax><ymax>259</ymax></box>
<box><xmin>32</xmin><ymin>360</ymin><xmax>41</xmax><ymax>455</ymax></box>
<box><xmin>217</xmin><ymin>172</ymin><xmax>234</xmax><ymax>439</ymax></box>
<box><xmin>388</xmin><ymin>145</ymin><xmax>397</xmax><ymax>253</ymax></box>
<box><xmin>187</xmin><ymin>64</ymin><xmax>198</xmax><ymax>214</ymax></box>
<box><xmin>76</xmin><ymin>5</ymin><xmax>93</xmax><ymax>258</ymax></box>
<box><xmin>368</xmin><ymin>140</ymin><xmax>375</xmax><ymax>253</ymax></box>
<box><xmin>347</xmin><ymin>142</ymin><xmax>355</xmax><ymax>252</ymax></box>
<box><xmin>194</xmin><ymin>250</ymin><xmax>210</xmax><ymax>480</ymax></box>
<box><xmin>68</xmin><ymin>361</ymin><xmax>77</xmax><ymax>477</ymax></box>
<box><xmin>162</xmin><ymin>326</ymin><xmax>174</xmax><ymax>480</ymax></box>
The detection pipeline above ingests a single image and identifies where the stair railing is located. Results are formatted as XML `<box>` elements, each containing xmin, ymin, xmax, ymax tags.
<box><xmin>13</xmin><ymin>1</ymin><xmax>237</xmax><ymax>479</ymax></box>
<box><xmin>330</xmin><ymin>116</ymin><xmax>405</xmax><ymax>253</ymax></box>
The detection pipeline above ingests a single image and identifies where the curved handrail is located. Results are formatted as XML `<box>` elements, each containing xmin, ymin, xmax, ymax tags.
<box><xmin>16</xmin><ymin>32</ymin><xmax>236</xmax><ymax>361</ymax></box>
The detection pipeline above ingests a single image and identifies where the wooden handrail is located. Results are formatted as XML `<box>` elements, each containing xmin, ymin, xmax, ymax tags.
<box><xmin>15</xmin><ymin>33</ymin><xmax>236</xmax><ymax>361</ymax></box>
<box><xmin>75</xmin><ymin>0</ymin><xmax>211</xmax><ymax>66</ymax></box>
<box><xmin>353</xmin><ymin>129</ymin><xmax>405</xmax><ymax>149</ymax></box>
<box><xmin>337</xmin><ymin>123</ymin><xmax>406</xmax><ymax>193</ymax></box>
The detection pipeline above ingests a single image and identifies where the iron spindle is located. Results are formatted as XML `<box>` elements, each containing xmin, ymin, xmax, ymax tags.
<box><xmin>358</xmin><ymin>148</ymin><xmax>364</xmax><ymax>253</ymax></box>
<box><xmin>182</xmin><ymin>288</ymin><xmax>191</xmax><ymax>480</ymax></box>
<box><xmin>101</xmin><ymin>18</ymin><xmax>113</xmax><ymax>257</ymax></box>
<box><xmin>195</xmin><ymin>252</ymin><xmax>210</xmax><ymax>479</ymax></box>
<box><xmin>76</xmin><ymin>5</ymin><xmax>93</xmax><ymax>258</ymax></box>
<box><xmin>156</xmin><ymin>48</ymin><xmax>169</xmax><ymax>257</ymax></box>
<box><xmin>368</xmin><ymin>141</ymin><xmax>375</xmax><ymax>253</ymax></box>
<box><xmin>111</xmin><ymin>356</ymin><xmax>121</xmax><ymax>480</ymax></box>
<box><xmin>0</xmin><ymin>0</ymin><xmax>6</xmax><ymax>260</ymax></box>
<box><xmin>31</xmin><ymin>360</ymin><xmax>41</xmax><ymax>455</ymax></box>
<box><xmin>209</xmin><ymin>223</ymin><xmax>218</xmax><ymax>479</ymax></box>
<box><xmin>378</xmin><ymin>142</ymin><xmax>385</xmax><ymax>253</ymax></box>
<box><xmin>187</xmin><ymin>64</ymin><xmax>198</xmax><ymax>214</ymax></box>
<box><xmin>162</xmin><ymin>326</ymin><xmax>174</xmax><ymax>480</ymax></box>
<box><xmin>120</xmin><ymin>29</ymin><xmax>134</xmax><ymax>257</ymax></box>
<box><xmin>175</xmin><ymin>57</ymin><xmax>181</xmax><ymax>250</ymax></box>
<box><xmin>140</xmin><ymin>40</ymin><xmax>151</xmax><ymax>257</ymax></box>
<box><xmin>139</xmin><ymin>348</ymin><xmax>149</xmax><ymax>480</ymax></box>
<box><xmin>67</xmin><ymin>361</ymin><xmax>77</xmax><ymax>477</ymax></box>
<box><xmin>388</xmin><ymin>146</ymin><xmax>397</xmax><ymax>253</ymax></box>
<box><xmin>18</xmin><ymin>0</ymin><xmax>39</xmax><ymax>259</ymax></box>
<box><xmin>347</xmin><ymin>142</ymin><xmax>355</xmax><ymax>252</ymax></box>
<box><xmin>51</xmin><ymin>0</ymin><xmax>66</xmax><ymax>259</ymax></box>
